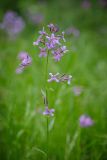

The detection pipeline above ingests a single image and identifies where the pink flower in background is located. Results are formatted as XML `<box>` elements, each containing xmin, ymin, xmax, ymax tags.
<box><xmin>43</xmin><ymin>106</ymin><xmax>55</xmax><ymax>116</ymax></box>
<box><xmin>99</xmin><ymin>0</ymin><xmax>107</xmax><ymax>7</ymax></box>
<box><xmin>81</xmin><ymin>0</ymin><xmax>91</xmax><ymax>9</ymax></box>
<box><xmin>0</xmin><ymin>11</ymin><xmax>25</xmax><ymax>38</ymax></box>
<box><xmin>73</xmin><ymin>86</ymin><xmax>83</xmax><ymax>96</ymax></box>
<box><xmin>65</xmin><ymin>27</ymin><xmax>80</xmax><ymax>37</ymax></box>
<box><xmin>79</xmin><ymin>115</ymin><xmax>94</xmax><ymax>127</ymax></box>
<box><xmin>16</xmin><ymin>52</ymin><xmax>32</xmax><ymax>74</ymax></box>
<box><xmin>28</xmin><ymin>12</ymin><xmax>44</xmax><ymax>25</ymax></box>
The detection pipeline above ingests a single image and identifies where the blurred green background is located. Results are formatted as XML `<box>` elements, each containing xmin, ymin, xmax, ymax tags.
<box><xmin>0</xmin><ymin>0</ymin><xmax>107</xmax><ymax>160</ymax></box>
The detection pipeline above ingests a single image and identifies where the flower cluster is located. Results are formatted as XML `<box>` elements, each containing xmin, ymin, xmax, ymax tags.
<box><xmin>0</xmin><ymin>11</ymin><xmax>25</xmax><ymax>38</ymax></box>
<box><xmin>48</xmin><ymin>73</ymin><xmax>72</xmax><ymax>85</ymax></box>
<box><xmin>16</xmin><ymin>52</ymin><xmax>32</xmax><ymax>74</ymax></box>
<box><xmin>33</xmin><ymin>24</ymin><xmax>68</xmax><ymax>61</ymax></box>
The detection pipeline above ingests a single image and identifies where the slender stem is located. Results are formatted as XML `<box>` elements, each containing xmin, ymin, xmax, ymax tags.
<box><xmin>47</xmin><ymin>117</ymin><xmax>49</xmax><ymax>160</ymax></box>
<box><xmin>44</xmin><ymin>51</ymin><xmax>49</xmax><ymax>160</ymax></box>
<box><xmin>45</xmin><ymin>51</ymin><xmax>49</xmax><ymax>106</ymax></box>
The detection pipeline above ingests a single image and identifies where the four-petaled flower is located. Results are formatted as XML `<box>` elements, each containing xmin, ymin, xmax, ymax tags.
<box><xmin>79</xmin><ymin>115</ymin><xmax>94</xmax><ymax>127</ymax></box>
<box><xmin>43</xmin><ymin>106</ymin><xmax>55</xmax><ymax>116</ymax></box>
<box><xmin>59</xmin><ymin>74</ymin><xmax>72</xmax><ymax>85</ymax></box>
<box><xmin>48</xmin><ymin>73</ymin><xmax>72</xmax><ymax>85</ymax></box>
<box><xmin>48</xmin><ymin>73</ymin><xmax>59</xmax><ymax>82</ymax></box>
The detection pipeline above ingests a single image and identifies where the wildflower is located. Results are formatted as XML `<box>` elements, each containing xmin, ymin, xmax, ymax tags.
<box><xmin>18</xmin><ymin>51</ymin><xmax>29</xmax><ymax>60</ymax></box>
<box><xmin>65</xmin><ymin>27</ymin><xmax>80</xmax><ymax>37</ymax></box>
<box><xmin>79</xmin><ymin>115</ymin><xmax>94</xmax><ymax>127</ymax></box>
<box><xmin>27</xmin><ymin>11</ymin><xmax>44</xmax><ymax>25</ymax></box>
<box><xmin>99</xmin><ymin>0</ymin><xmax>107</xmax><ymax>7</ymax></box>
<box><xmin>0</xmin><ymin>11</ymin><xmax>25</xmax><ymax>38</ymax></box>
<box><xmin>39</xmin><ymin>47</ymin><xmax>47</xmax><ymax>57</ymax></box>
<box><xmin>81</xmin><ymin>0</ymin><xmax>91</xmax><ymax>9</ymax></box>
<box><xmin>61</xmin><ymin>46</ymin><xmax>68</xmax><ymax>53</ymax></box>
<box><xmin>46</xmin><ymin>33</ymin><xmax>60</xmax><ymax>49</ymax></box>
<box><xmin>21</xmin><ymin>55</ymin><xmax>32</xmax><ymax>66</ymax></box>
<box><xmin>16</xmin><ymin>52</ymin><xmax>32</xmax><ymax>74</ymax></box>
<box><xmin>48</xmin><ymin>73</ymin><xmax>59</xmax><ymax>82</ymax></box>
<box><xmin>48</xmin><ymin>73</ymin><xmax>72</xmax><ymax>84</ymax></box>
<box><xmin>47</xmin><ymin>23</ymin><xmax>59</xmax><ymax>33</ymax></box>
<box><xmin>73</xmin><ymin>86</ymin><xmax>83</xmax><ymax>96</ymax></box>
<box><xmin>52</xmin><ymin>46</ymin><xmax>68</xmax><ymax>61</ymax></box>
<box><xmin>53</xmin><ymin>52</ymin><xmax>63</xmax><ymax>62</ymax></box>
<box><xmin>33</xmin><ymin>24</ymin><xmax>69</xmax><ymax>61</ymax></box>
<box><xmin>43</xmin><ymin>106</ymin><xmax>55</xmax><ymax>116</ymax></box>
<box><xmin>59</xmin><ymin>74</ymin><xmax>72</xmax><ymax>85</ymax></box>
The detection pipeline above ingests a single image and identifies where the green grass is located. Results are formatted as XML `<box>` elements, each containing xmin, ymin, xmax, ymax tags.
<box><xmin>0</xmin><ymin>1</ymin><xmax>107</xmax><ymax>160</ymax></box>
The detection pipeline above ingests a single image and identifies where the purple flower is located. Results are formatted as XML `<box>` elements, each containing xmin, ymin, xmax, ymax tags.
<box><xmin>73</xmin><ymin>86</ymin><xmax>83</xmax><ymax>96</ymax></box>
<box><xmin>47</xmin><ymin>23</ymin><xmax>59</xmax><ymax>33</ymax></box>
<box><xmin>65</xmin><ymin>27</ymin><xmax>80</xmax><ymax>37</ymax></box>
<box><xmin>33</xmin><ymin>24</ymin><xmax>69</xmax><ymax>62</ymax></box>
<box><xmin>81</xmin><ymin>0</ymin><xmax>91</xmax><ymax>9</ymax></box>
<box><xmin>43</xmin><ymin>106</ymin><xmax>55</xmax><ymax>116</ymax></box>
<box><xmin>27</xmin><ymin>12</ymin><xmax>44</xmax><ymax>25</ymax></box>
<box><xmin>48</xmin><ymin>73</ymin><xmax>59</xmax><ymax>82</ymax></box>
<box><xmin>52</xmin><ymin>46</ymin><xmax>68</xmax><ymax>62</ymax></box>
<box><xmin>21</xmin><ymin>55</ymin><xmax>32</xmax><ymax>66</ymax></box>
<box><xmin>79</xmin><ymin>115</ymin><xmax>94</xmax><ymax>127</ymax></box>
<box><xmin>39</xmin><ymin>47</ymin><xmax>47</xmax><ymax>57</ymax></box>
<box><xmin>60</xmin><ymin>46</ymin><xmax>68</xmax><ymax>53</ymax></box>
<box><xmin>46</xmin><ymin>33</ymin><xmax>60</xmax><ymax>49</ymax></box>
<box><xmin>99</xmin><ymin>0</ymin><xmax>107</xmax><ymax>7</ymax></box>
<box><xmin>0</xmin><ymin>11</ymin><xmax>25</xmax><ymax>38</ymax></box>
<box><xmin>59</xmin><ymin>74</ymin><xmax>72</xmax><ymax>85</ymax></box>
<box><xmin>16</xmin><ymin>52</ymin><xmax>32</xmax><ymax>74</ymax></box>
<box><xmin>48</xmin><ymin>73</ymin><xmax>72</xmax><ymax>84</ymax></box>
<box><xmin>18</xmin><ymin>51</ymin><xmax>29</xmax><ymax>60</ymax></box>
<box><xmin>53</xmin><ymin>53</ymin><xmax>63</xmax><ymax>62</ymax></box>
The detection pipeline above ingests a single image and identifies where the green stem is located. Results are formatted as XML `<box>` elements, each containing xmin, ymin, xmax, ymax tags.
<box><xmin>47</xmin><ymin>117</ymin><xmax>49</xmax><ymax>160</ymax></box>
<box><xmin>45</xmin><ymin>51</ymin><xmax>49</xmax><ymax>106</ymax></box>
<box><xmin>45</xmin><ymin>51</ymin><xmax>49</xmax><ymax>160</ymax></box>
